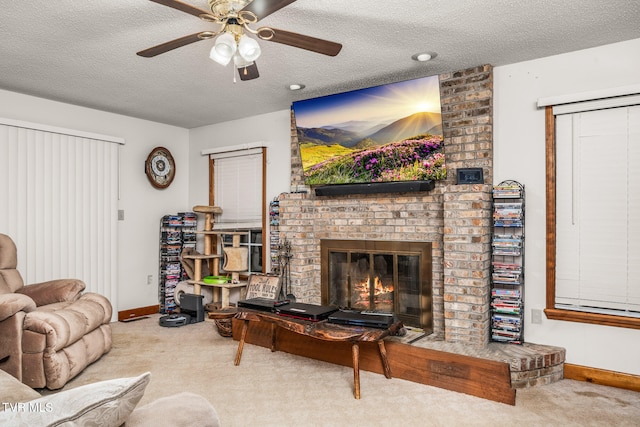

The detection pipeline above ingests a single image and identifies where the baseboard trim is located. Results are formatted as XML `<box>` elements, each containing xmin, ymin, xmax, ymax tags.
<box><xmin>118</xmin><ymin>305</ymin><xmax>159</xmax><ymax>322</ymax></box>
<box><xmin>564</xmin><ymin>363</ymin><xmax>640</xmax><ymax>392</ymax></box>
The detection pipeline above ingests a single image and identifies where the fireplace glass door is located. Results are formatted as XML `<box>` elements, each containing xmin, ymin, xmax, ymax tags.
<box><xmin>322</xmin><ymin>240</ymin><xmax>432</xmax><ymax>330</ymax></box>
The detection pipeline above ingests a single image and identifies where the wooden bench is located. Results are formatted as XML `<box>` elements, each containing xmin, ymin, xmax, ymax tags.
<box><xmin>233</xmin><ymin>310</ymin><xmax>403</xmax><ymax>399</ymax></box>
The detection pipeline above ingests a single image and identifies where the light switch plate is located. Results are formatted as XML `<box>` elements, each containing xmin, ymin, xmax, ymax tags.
<box><xmin>531</xmin><ymin>309</ymin><xmax>542</xmax><ymax>324</ymax></box>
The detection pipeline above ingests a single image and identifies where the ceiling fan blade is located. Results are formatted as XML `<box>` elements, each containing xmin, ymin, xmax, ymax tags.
<box><xmin>148</xmin><ymin>0</ymin><xmax>212</xmax><ymax>18</ymax></box>
<box><xmin>238</xmin><ymin>62</ymin><xmax>260</xmax><ymax>81</ymax></box>
<box><xmin>137</xmin><ymin>33</ymin><xmax>205</xmax><ymax>57</ymax></box>
<box><xmin>267</xmin><ymin>29</ymin><xmax>342</xmax><ymax>56</ymax></box>
<box><xmin>241</xmin><ymin>0</ymin><xmax>297</xmax><ymax>21</ymax></box>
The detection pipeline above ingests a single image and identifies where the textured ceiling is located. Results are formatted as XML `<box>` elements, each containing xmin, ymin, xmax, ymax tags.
<box><xmin>1</xmin><ymin>1</ymin><xmax>639</xmax><ymax>129</ymax></box>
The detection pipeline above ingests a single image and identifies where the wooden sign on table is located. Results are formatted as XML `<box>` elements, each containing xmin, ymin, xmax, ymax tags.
<box><xmin>245</xmin><ymin>273</ymin><xmax>282</xmax><ymax>300</ymax></box>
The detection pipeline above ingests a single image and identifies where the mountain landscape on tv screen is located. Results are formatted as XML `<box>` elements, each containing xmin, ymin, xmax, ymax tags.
<box><xmin>293</xmin><ymin>75</ymin><xmax>445</xmax><ymax>186</ymax></box>
<box><xmin>297</xmin><ymin>111</ymin><xmax>443</xmax><ymax>149</ymax></box>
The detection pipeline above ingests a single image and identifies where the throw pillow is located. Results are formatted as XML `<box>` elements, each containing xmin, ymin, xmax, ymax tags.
<box><xmin>0</xmin><ymin>372</ymin><xmax>150</xmax><ymax>427</ymax></box>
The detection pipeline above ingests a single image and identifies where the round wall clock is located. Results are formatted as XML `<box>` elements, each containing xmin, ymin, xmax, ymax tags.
<box><xmin>145</xmin><ymin>146</ymin><xmax>175</xmax><ymax>189</ymax></box>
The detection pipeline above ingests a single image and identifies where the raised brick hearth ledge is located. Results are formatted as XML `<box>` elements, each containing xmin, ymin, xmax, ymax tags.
<box><xmin>405</xmin><ymin>337</ymin><xmax>566</xmax><ymax>388</ymax></box>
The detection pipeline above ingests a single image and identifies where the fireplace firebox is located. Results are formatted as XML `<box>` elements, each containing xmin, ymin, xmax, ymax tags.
<box><xmin>321</xmin><ymin>240</ymin><xmax>433</xmax><ymax>332</ymax></box>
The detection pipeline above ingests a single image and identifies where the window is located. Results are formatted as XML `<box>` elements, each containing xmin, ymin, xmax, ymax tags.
<box><xmin>220</xmin><ymin>230</ymin><xmax>263</xmax><ymax>275</ymax></box>
<box><xmin>545</xmin><ymin>100</ymin><xmax>640</xmax><ymax>329</ymax></box>
<box><xmin>211</xmin><ymin>149</ymin><xmax>264</xmax><ymax>229</ymax></box>
<box><xmin>207</xmin><ymin>146</ymin><xmax>267</xmax><ymax>273</ymax></box>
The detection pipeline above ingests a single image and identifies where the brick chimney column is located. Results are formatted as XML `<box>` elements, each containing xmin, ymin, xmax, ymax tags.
<box><xmin>443</xmin><ymin>183</ymin><xmax>492</xmax><ymax>346</ymax></box>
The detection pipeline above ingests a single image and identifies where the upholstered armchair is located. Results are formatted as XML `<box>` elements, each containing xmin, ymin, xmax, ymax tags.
<box><xmin>0</xmin><ymin>233</ymin><xmax>112</xmax><ymax>389</ymax></box>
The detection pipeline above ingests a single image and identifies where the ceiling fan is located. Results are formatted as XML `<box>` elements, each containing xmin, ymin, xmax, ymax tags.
<box><xmin>137</xmin><ymin>0</ymin><xmax>343</xmax><ymax>81</ymax></box>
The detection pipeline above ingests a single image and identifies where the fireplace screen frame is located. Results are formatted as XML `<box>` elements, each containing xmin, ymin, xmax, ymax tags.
<box><xmin>321</xmin><ymin>239</ymin><xmax>433</xmax><ymax>332</ymax></box>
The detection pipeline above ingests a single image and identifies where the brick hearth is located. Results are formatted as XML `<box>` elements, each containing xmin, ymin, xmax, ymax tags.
<box><xmin>407</xmin><ymin>336</ymin><xmax>566</xmax><ymax>388</ymax></box>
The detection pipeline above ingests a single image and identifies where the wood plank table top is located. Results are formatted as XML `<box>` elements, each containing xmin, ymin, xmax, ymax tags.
<box><xmin>233</xmin><ymin>309</ymin><xmax>404</xmax><ymax>399</ymax></box>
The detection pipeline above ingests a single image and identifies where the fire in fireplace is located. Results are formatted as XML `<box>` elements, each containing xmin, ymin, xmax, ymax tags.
<box><xmin>321</xmin><ymin>240</ymin><xmax>433</xmax><ymax>331</ymax></box>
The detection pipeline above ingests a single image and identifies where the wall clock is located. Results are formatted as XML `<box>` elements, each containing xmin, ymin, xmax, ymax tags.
<box><xmin>145</xmin><ymin>146</ymin><xmax>175</xmax><ymax>189</ymax></box>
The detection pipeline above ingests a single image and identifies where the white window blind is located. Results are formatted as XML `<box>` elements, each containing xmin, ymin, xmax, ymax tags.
<box><xmin>211</xmin><ymin>148</ymin><xmax>263</xmax><ymax>229</ymax></box>
<box><xmin>555</xmin><ymin>105</ymin><xmax>640</xmax><ymax>316</ymax></box>
<box><xmin>0</xmin><ymin>120</ymin><xmax>121</xmax><ymax>316</ymax></box>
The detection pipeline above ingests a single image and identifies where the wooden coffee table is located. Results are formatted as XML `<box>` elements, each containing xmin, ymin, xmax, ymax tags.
<box><xmin>233</xmin><ymin>310</ymin><xmax>403</xmax><ymax>399</ymax></box>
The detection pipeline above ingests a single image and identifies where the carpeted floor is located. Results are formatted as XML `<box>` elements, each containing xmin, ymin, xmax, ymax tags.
<box><xmin>48</xmin><ymin>315</ymin><xmax>640</xmax><ymax>427</ymax></box>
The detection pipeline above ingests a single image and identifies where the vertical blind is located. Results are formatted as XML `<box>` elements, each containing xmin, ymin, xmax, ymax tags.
<box><xmin>555</xmin><ymin>105</ymin><xmax>640</xmax><ymax>315</ymax></box>
<box><xmin>210</xmin><ymin>148</ymin><xmax>263</xmax><ymax>229</ymax></box>
<box><xmin>0</xmin><ymin>120</ymin><xmax>121</xmax><ymax>314</ymax></box>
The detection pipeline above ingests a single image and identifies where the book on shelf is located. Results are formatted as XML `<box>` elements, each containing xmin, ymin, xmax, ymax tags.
<box><xmin>493</xmin><ymin>220</ymin><xmax>524</xmax><ymax>228</ymax></box>
<box><xmin>492</xmin><ymin>269</ymin><xmax>521</xmax><ymax>277</ymax></box>
<box><xmin>493</xmin><ymin>211</ymin><xmax>523</xmax><ymax>220</ymax></box>
<box><xmin>492</xmin><ymin>326</ymin><xmax>521</xmax><ymax>333</ymax></box>
<box><xmin>492</xmin><ymin>261</ymin><xmax>521</xmax><ymax>269</ymax></box>
<box><xmin>492</xmin><ymin>320</ymin><xmax>519</xmax><ymax>327</ymax></box>
<box><xmin>492</xmin><ymin>332</ymin><xmax>522</xmax><ymax>342</ymax></box>
<box><xmin>180</xmin><ymin>212</ymin><xmax>197</xmax><ymax>227</ymax></box>
<box><xmin>492</xmin><ymin>288</ymin><xmax>521</xmax><ymax>298</ymax></box>
<box><xmin>493</xmin><ymin>183</ymin><xmax>523</xmax><ymax>198</ymax></box>
<box><xmin>492</xmin><ymin>234</ymin><xmax>523</xmax><ymax>243</ymax></box>
<box><xmin>492</xmin><ymin>326</ymin><xmax>521</xmax><ymax>335</ymax></box>
<box><xmin>491</xmin><ymin>298</ymin><xmax>522</xmax><ymax>306</ymax></box>
<box><xmin>492</xmin><ymin>277</ymin><xmax>522</xmax><ymax>284</ymax></box>
<box><xmin>493</xmin><ymin>203</ymin><xmax>523</xmax><ymax>221</ymax></box>
<box><xmin>493</xmin><ymin>202</ymin><xmax>523</xmax><ymax>209</ymax></box>
<box><xmin>492</xmin><ymin>190</ymin><xmax>522</xmax><ymax>198</ymax></box>
<box><xmin>491</xmin><ymin>301</ymin><xmax>522</xmax><ymax>314</ymax></box>
<box><xmin>492</xmin><ymin>313</ymin><xmax>522</xmax><ymax>322</ymax></box>
<box><xmin>492</xmin><ymin>248</ymin><xmax>522</xmax><ymax>256</ymax></box>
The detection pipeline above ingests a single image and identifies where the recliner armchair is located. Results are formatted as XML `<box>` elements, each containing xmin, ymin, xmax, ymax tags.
<box><xmin>0</xmin><ymin>233</ymin><xmax>112</xmax><ymax>389</ymax></box>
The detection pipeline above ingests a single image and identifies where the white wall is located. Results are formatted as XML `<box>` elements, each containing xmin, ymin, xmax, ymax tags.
<box><xmin>188</xmin><ymin>109</ymin><xmax>292</xmax><ymax>208</ymax></box>
<box><xmin>494</xmin><ymin>37</ymin><xmax>640</xmax><ymax>375</ymax></box>
<box><xmin>0</xmin><ymin>89</ymin><xmax>190</xmax><ymax>313</ymax></box>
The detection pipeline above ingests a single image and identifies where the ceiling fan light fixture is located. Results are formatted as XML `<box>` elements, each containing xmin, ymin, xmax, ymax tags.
<box><xmin>211</xmin><ymin>32</ymin><xmax>237</xmax><ymax>64</ymax></box>
<box><xmin>238</xmin><ymin>34</ymin><xmax>261</xmax><ymax>62</ymax></box>
<box><xmin>210</xmin><ymin>44</ymin><xmax>232</xmax><ymax>65</ymax></box>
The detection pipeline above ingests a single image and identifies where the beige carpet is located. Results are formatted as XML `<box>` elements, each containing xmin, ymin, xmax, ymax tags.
<box><xmin>48</xmin><ymin>314</ymin><xmax>640</xmax><ymax>427</ymax></box>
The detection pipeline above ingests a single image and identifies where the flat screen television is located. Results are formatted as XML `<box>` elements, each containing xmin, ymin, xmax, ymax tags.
<box><xmin>292</xmin><ymin>75</ymin><xmax>445</xmax><ymax>194</ymax></box>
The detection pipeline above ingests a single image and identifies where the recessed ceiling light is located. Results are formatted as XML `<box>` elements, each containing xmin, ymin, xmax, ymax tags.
<box><xmin>412</xmin><ymin>52</ymin><xmax>437</xmax><ymax>62</ymax></box>
<box><xmin>289</xmin><ymin>84</ymin><xmax>306</xmax><ymax>91</ymax></box>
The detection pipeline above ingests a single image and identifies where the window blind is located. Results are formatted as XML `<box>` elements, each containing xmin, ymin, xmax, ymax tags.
<box><xmin>211</xmin><ymin>148</ymin><xmax>263</xmax><ymax>229</ymax></box>
<box><xmin>555</xmin><ymin>105</ymin><xmax>640</xmax><ymax>315</ymax></box>
<box><xmin>0</xmin><ymin>120</ymin><xmax>120</xmax><ymax>317</ymax></box>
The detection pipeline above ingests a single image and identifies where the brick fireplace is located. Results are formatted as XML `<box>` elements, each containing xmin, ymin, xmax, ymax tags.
<box><xmin>320</xmin><ymin>239</ymin><xmax>433</xmax><ymax>331</ymax></box>
<box><xmin>278</xmin><ymin>65</ymin><xmax>494</xmax><ymax>347</ymax></box>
